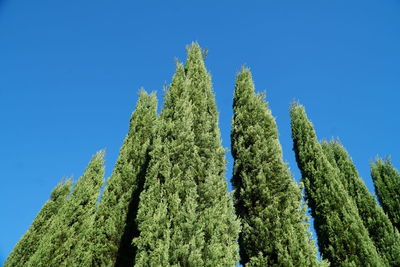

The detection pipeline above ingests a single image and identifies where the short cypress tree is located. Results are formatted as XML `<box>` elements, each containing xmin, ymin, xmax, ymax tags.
<box><xmin>231</xmin><ymin>68</ymin><xmax>320</xmax><ymax>266</ymax></box>
<box><xmin>89</xmin><ymin>90</ymin><xmax>157</xmax><ymax>267</ymax></box>
<box><xmin>322</xmin><ymin>140</ymin><xmax>400</xmax><ymax>265</ymax></box>
<box><xmin>184</xmin><ymin>43</ymin><xmax>240</xmax><ymax>265</ymax></box>
<box><xmin>4</xmin><ymin>179</ymin><xmax>72</xmax><ymax>267</ymax></box>
<box><xmin>134</xmin><ymin>63</ymin><xmax>204</xmax><ymax>266</ymax></box>
<box><xmin>371</xmin><ymin>157</ymin><xmax>400</xmax><ymax>232</ymax></box>
<box><xmin>27</xmin><ymin>151</ymin><xmax>105</xmax><ymax>267</ymax></box>
<box><xmin>290</xmin><ymin>103</ymin><xmax>383</xmax><ymax>266</ymax></box>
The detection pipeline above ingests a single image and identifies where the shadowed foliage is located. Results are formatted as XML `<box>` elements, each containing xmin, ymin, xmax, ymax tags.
<box><xmin>371</xmin><ymin>158</ymin><xmax>400</xmax><ymax>233</ymax></box>
<box><xmin>231</xmin><ymin>67</ymin><xmax>322</xmax><ymax>266</ymax></box>
<box><xmin>290</xmin><ymin>104</ymin><xmax>383</xmax><ymax>266</ymax></box>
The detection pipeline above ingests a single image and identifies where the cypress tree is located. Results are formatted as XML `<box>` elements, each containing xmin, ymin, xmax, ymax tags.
<box><xmin>135</xmin><ymin>44</ymin><xmax>240</xmax><ymax>265</ymax></box>
<box><xmin>4</xmin><ymin>178</ymin><xmax>72</xmax><ymax>267</ymax></box>
<box><xmin>290</xmin><ymin>104</ymin><xmax>383</xmax><ymax>266</ymax></box>
<box><xmin>322</xmin><ymin>140</ymin><xmax>400</xmax><ymax>265</ymax></box>
<box><xmin>371</xmin><ymin>157</ymin><xmax>400</xmax><ymax>232</ymax></box>
<box><xmin>27</xmin><ymin>151</ymin><xmax>105</xmax><ymax>267</ymax></box>
<box><xmin>134</xmin><ymin>63</ymin><xmax>204</xmax><ymax>266</ymax></box>
<box><xmin>231</xmin><ymin>67</ymin><xmax>320</xmax><ymax>266</ymax></box>
<box><xmin>89</xmin><ymin>90</ymin><xmax>157</xmax><ymax>267</ymax></box>
<box><xmin>184</xmin><ymin>43</ymin><xmax>240</xmax><ymax>265</ymax></box>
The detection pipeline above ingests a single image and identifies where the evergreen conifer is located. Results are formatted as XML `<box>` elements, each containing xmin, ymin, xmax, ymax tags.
<box><xmin>371</xmin><ymin>158</ymin><xmax>400</xmax><ymax>232</ymax></box>
<box><xmin>27</xmin><ymin>151</ymin><xmax>105</xmax><ymax>267</ymax></box>
<box><xmin>4</xmin><ymin>179</ymin><xmax>72</xmax><ymax>267</ymax></box>
<box><xmin>134</xmin><ymin>63</ymin><xmax>204</xmax><ymax>266</ymax></box>
<box><xmin>135</xmin><ymin>44</ymin><xmax>240</xmax><ymax>266</ymax></box>
<box><xmin>322</xmin><ymin>140</ymin><xmax>400</xmax><ymax>265</ymax></box>
<box><xmin>184</xmin><ymin>43</ymin><xmax>240</xmax><ymax>265</ymax></box>
<box><xmin>231</xmin><ymin>68</ymin><xmax>320</xmax><ymax>266</ymax></box>
<box><xmin>290</xmin><ymin>104</ymin><xmax>383</xmax><ymax>266</ymax></box>
<box><xmin>89</xmin><ymin>91</ymin><xmax>157</xmax><ymax>267</ymax></box>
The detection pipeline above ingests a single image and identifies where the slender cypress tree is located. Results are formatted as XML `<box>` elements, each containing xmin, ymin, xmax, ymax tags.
<box><xmin>371</xmin><ymin>157</ymin><xmax>400</xmax><ymax>232</ymax></box>
<box><xmin>88</xmin><ymin>90</ymin><xmax>157</xmax><ymax>267</ymax></box>
<box><xmin>4</xmin><ymin>179</ymin><xmax>72</xmax><ymax>267</ymax></box>
<box><xmin>27</xmin><ymin>151</ymin><xmax>105</xmax><ymax>267</ymax></box>
<box><xmin>322</xmin><ymin>140</ymin><xmax>400</xmax><ymax>265</ymax></box>
<box><xmin>134</xmin><ymin>63</ymin><xmax>204</xmax><ymax>266</ymax></box>
<box><xmin>135</xmin><ymin>44</ymin><xmax>240</xmax><ymax>265</ymax></box>
<box><xmin>290</xmin><ymin>104</ymin><xmax>383</xmax><ymax>266</ymax></box>
<box><xmin>184</xmin><ymin>43</ymin><xmax>240</xmax><ymax>265</ymax></box>
<box><xmin>231</xmin><ymin>68</ymin><xmax>320</xmax><ymax>266</ymax></box>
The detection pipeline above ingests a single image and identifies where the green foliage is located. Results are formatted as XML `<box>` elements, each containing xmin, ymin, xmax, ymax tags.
<box><xmin>134</xmin><ymin>43</ymin><xmax>239</xmax><ymax>266</ymax></box>
<box><xmin>231</xmin><ymin>67</ymin><xmax>320</xmax><ymax>266</ymax></box>
<box><xmin>185</xmin><ymin>43</ymin><xmax>240</xmax><ymax>265</ymax></box>
<box><xmin>4</xmin><ymin>179</ymin><xmax>72</xmax><ymax>267</ymax></box>
<box><xmin>290</xmin><ymin>104</ymin><xmax>383</xmax><ymax>266</ymax></box>
<box><xmin>134</xmin><ymin>63</ymin><xmax>204</xmax><ymax>266</ymax></box>
<box><xmin>89</xmin><ymin>90</ymin><xmax>157</xmax><ymax>267</ymax></box>
<box><xmin>27</xmin><ymin>151</ymin><xmax>105</xmax><ymax>267</ymax></box>
<box><xmin>322</xmin><ymin>140</ymin><xmax>400</xmax><ymax>265</ymax></box>
<box><xmin>371</xmin><ymin>158</ymin><xmax>400</xmax><ymax>232</ymax></box>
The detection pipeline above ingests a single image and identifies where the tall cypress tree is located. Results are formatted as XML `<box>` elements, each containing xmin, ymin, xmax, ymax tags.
<box><xmin>27</xmin><ymin>151</ymin><xmax>105</xmax><ymax>267</ymax></box>
<box><xmin>231</xmin><ymin>68</ymin><xmax>320</xmax><ymax>266</ymax></box>
<box><xmin>290</xmin><ymin>104</ymin><xmax>383</xmax><ymax>266</ymax></box>
<box><xmin>184</xmin><ymin>43</ymin><xmax>240</xmax><ymax>265</ymax></box>
<box><xmin>134</xmin><ymin>63</ymin><xmax>204</xmax><ymax>266</ymax></box>
<box><xmin>89</xmin><ymin>90</ymin><xmax>157</xmax><ymax>267</ymax></box>
<box><xmin>135</xmin><ymin>44</ymin><xmax>240</xmax><ymax>266</ymax></box>
<box><xmin>4</xmin><ymin>179</ymin><xmax>72</xmax><ymax>267</ymax></box>
<box><xmin>322</xmin><ymin>140</ymin><xmax>400</xmax><ymax>265</ymax></box>
<box><xmin>371</xmin><ymin>157</ymin><xmax>400</xmax><ymax>232</ymax></box>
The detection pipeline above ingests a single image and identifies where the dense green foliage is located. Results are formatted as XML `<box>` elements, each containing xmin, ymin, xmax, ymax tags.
<box><xmin>134</xmin><ymin>63</ymin><xmax>204</xmax><ymax>266</ymax></box>
<box><xmin>231</xmin><ymin>68</ymin><xmax>320</xmax><ymax>266</ymax></box>
<box><xmin>27</xmin><ymin>151</ymin><xmax>105</xmax><ymax>267</ymax></box>
<box><xmin>4</xmin><ymin>179</ymin><xmax>72</xmax><ymax>267</ymax></box>
<box><xmin>322</xmin><ymin>140</ymin><xmax>400</xmax><ymax>265</ymax></box>
<box><xmin>134</xmin><ymin>44</ymin><xmax>239</xmax><ymax>266</ymax></box>
<box><xmin>371</xmin><ymin>158</ymin><xmax>400</xmax><ymax>232</ymax></box>
<box><xmin>8</xmin><ymin>44</ymin><xmax>400</xmax><ymax>267</ymax></box>
<box><xmin>290</xmin><ymin>104</ymin><xmax>383</xmax><ymax>266</ymax></box>
<box><xmin>89</xmin><ymin>91</ymin><xmax>157</xmax><ymax>267</ymax></box>
<box><xmin>184</xmin><ymin>43</ymin><xmax>240</xmax><ymax>265</ymax></box>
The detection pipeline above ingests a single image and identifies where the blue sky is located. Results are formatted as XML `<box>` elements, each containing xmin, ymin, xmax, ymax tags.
<box><xmin>1</xmin><ymin>0</ymin><xmax>400</xmax><ymax>263</ymax></box>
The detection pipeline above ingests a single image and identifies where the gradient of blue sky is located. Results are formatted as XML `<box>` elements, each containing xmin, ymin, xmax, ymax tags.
<box><xmin>1</xmin><ymin>0</ymin><xmax>400</xmax><ymax>263</ymax></box>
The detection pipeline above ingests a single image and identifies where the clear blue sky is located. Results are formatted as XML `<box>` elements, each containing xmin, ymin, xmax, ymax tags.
<box><xmin>1</xmin><ymin>0</ymin><xmax>400</xmax><ymax>263</ymax></box>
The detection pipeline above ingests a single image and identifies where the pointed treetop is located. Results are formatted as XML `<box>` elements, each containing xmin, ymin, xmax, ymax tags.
<box><xmin>185</xmin><ymin>42</ymin><xmax>208</xmax><ymax>75</ymax></box>
<box><xmin>50</xmin><ymin>178</ymin><xmax>72</xmax><ymax>201</ymax></box>
<box><xmin>235</xmin><ymin>66</ymin><xmax>255</xmax><ymax>92</ymax></box>
<box><xmin>162</xmin><ymin>62</ymin><xmax>186</xmax><ymax>114</ymax></box>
